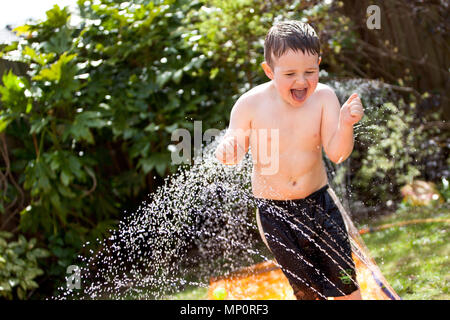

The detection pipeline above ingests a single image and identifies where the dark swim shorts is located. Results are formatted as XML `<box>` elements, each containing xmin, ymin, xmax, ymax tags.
<box><xmin>255</xmin><ymin>184</ymin><xmax>358</xmax><ymax>300</ymax></box>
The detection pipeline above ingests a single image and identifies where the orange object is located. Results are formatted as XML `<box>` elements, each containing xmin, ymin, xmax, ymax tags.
<box><xmin>400</xmin><ymin>180</ymin><xmax>443</xmax><ymax>206</ymax></box>
<box><xmin>208</xmin><ymin>253</ymin><xmax>398</xmax><ymax>300</ymax></box>
<box><xmin>208</xmin><ymin>260</ymin><xmax>296</xmax><ymax>300</ymax></box>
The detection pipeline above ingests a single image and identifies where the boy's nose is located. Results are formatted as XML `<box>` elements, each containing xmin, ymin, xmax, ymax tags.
<box><xmin>295</xmin><ymin>75</ymin><xmax>306</xmax><ymax>85</ymax></box>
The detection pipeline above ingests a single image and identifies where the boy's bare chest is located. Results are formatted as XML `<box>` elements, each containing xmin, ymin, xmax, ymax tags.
<box><xmin>250</xmin><ymin>104</ymin><xmax>322</xmax><ymax>151</ymax></box>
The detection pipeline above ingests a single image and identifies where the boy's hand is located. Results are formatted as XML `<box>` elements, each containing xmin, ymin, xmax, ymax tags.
<box><xmin>340</xmin><ymin>93</ymin><xmax>364</xmax><ymax>126</ymax></box>
<box><xmin>215</xmin><ymin>136</ymin><xmax>246</xmax><ymax>165</ymax></box>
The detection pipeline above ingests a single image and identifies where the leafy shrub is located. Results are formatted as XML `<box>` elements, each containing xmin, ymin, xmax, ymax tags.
<box><xmin>357</xmin><ymin>101</ymin><xmax>421</xmax><ymax>198</ymax></box>
<box><xmin>325</xmin><ymin>79</ymin><xmax>448</xmax><ymax>212</ymax></box>
<box><xmin>358</xmin><ymin>100</ymin><xmax>447</xmax><ymax>205</ymax></box>
<box><xmin>2</xmin><ymin>1</ymin><xmax>219</xmax><ymax>296</ymax></box>
<box><xmin>0</xmin><ymin>231</ymin><xmax>49</xmax><ymax>299</ymax></box>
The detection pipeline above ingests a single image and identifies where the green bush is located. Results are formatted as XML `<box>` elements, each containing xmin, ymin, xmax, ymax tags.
<box><xmin>358</xmin><ymin>100</ymin><xmax>447</xmax><ymax>205</ymax></box>
<box><xmin>2</xmin><ymin>1</ymin><xmax>221</xmax><ymax>296</ymax></box>
<box><xmin>324</xmin><ymin>79</ymin><xmax>448</xmax><ymax>212</ymax></box>
<box><xmin>0</xmin><ymin>231</ymin><xmax>49</xmax><ymax>299</ymax></box>
<box><xmin>357</xmin><ymin>100</ymin><xmax>421</xmax><ymax>201</ymax></box>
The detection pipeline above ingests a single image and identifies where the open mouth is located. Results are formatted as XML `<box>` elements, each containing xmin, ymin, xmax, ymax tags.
<box><xmin>291</xmin><ymin>88</ymin><xmax>307</xmax><ymax>102</ymax></box>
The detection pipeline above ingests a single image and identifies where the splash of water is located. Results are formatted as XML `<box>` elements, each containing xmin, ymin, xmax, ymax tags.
<box><xmin>56</xmin><ymin>133</ymin><xmax>266</xmax><ymax>299</ymax></box>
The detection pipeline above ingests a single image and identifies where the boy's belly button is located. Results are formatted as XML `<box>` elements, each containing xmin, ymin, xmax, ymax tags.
<box><xmin>289</xmin><ymin>177</ymin><xmax>297</xmax><ymax>186</ymax></box>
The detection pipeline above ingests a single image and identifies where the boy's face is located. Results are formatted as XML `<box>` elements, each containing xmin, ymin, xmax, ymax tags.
<box><xmin>262</xmin><ymin>49</ymin><xmax>321</xmax><ymax>108</ymax></box>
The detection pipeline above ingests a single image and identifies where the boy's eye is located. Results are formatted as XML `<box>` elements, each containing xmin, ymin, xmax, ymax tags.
<box><xmin>285</xmin><ymin>71</ymin><xmax>315</xmax><ymax>76</ymax></box>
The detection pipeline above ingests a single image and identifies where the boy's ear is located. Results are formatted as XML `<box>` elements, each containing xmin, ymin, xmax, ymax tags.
<box><xmin>318</xmin><ymin>56</ymin><xmax>322</xmax><ymax>65</ymax></box>
<box><xmin>261</xmin><ymin>61</ymin><xmax>274</xmax><ymax>80</ymax></box>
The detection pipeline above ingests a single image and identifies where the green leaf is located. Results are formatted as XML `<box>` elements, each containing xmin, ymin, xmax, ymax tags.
<box><xmin>32</xmin><ymin>248</ymin><xmax>50</xmax><ymax>259</ymax></box>
<box><xmin>0</xmin><ymin>70</ymin><xmax>30</xmax><ymax>115</ymax></box>
<box><xmin>0</xmin><ymin>231</ymin><xmax>13</xmax><ymax>239</ymax></box>
<box><xmin>33</xmin><ymin>52</ymin><xmax>76</xmax><ymax>82</ymax></box>
<box><xmin>0</xmin><ymin>114</ymin><xmax>12</xmax><ymax>133</ymax></box>
<box><xmin>68</xmin><ymin>122</ymin><xmax>95</xmax><ymax>144</ymax></box>
<box><xmin>155</xmin><ymin>70</ymin><xmax>173</xmax><ymax>88</ymax></box>
<box><xmin>30</xmin><ymin>118</ymin><xmax>49</xmax><ymax>134</ymax></box>
<box><xmin>44</xmin><ymin>4</ymin><xmax>70</xmax><ymax>28</ymax></box>
<box><xmin>43</xmin><ymin>26</ymin><xmax>73</xmax><ymax>54</ymax></box>
<box><xmin>57</xmin><ymin>184</ymin><xmax>77</xmax><ymax>198</ymax></box>
<box><xmin>164</xmin><ymin>123</ymin><xmax>178</xmax><ymax>133</ymax></box>
<box><xmin>12</xmin><ymin>25</ymin><xmax>30</xmax><ymax>36</ymax></box>
<box><xmin>155</xmin><ymin>161</ymin><xmax>166</xmax><ymax>176</ymax></box>
<box><xmin>60</xmin><ymin>170</ymin><xmax>72</xmax><ymax>186</ymax></box>
<box><xmin>144</xmin><ymin>123</ymin><xmax>160</xmax><ymax>132</ymax></box>
<box><xmin>138</xmin><ymin>158</ymin><xmax>155</xmax><ymax>174</ymax></box>
<box><xmin>209</xmin><ymin>67</ymin><xmax>219</xmax><ymax>79</ymax></box>
<box><xmin>37</xmin><ymin>173</ymin><xmax>51</xmax><ymax>193</ymax></box>
<box><xmin>153</xmin><ymin>153</ymin><xmax>169</xmax><ymax>176</ymax></box>
<box><xmin>67</xmin><ymin>155</ymin><xmax>83</xmax><ymax>179</ymax></box>
<box><xmin>23</xmin><ymin>46</ymin><xmax>56</xmax><ymax>65</ymax></box>
<box><xmin>50</xmin><ymin>192</ymin><xmax>62</xmax><ymax>211</ymax></box>
<box><xmin>75</xmin><ymin>111</ymin><xmax>107</xmax><ymax>129</ymax></box>
<box><xmin>172</xmin><ymin>69</ymin><xmax>183</xmax><ymax>84</ymax></box>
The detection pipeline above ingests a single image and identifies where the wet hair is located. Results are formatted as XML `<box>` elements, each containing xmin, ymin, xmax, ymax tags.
<box><xmin>264</xmin><ymin>20</ymin><xmax>321</xmax><ymax>69</ymax></box>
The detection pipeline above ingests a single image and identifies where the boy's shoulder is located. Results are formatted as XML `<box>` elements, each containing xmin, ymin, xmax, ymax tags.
<box><xmin>314</xmin><ymin>83</ymin><xmax>343</xmax><ymax>113</ymax></box>
<box><xmin>315</xmin><ymin>82</ymin><xmax>333</xmax><ymax>93</ymax></box>
<box><xmin>239</xmin><ymin>81</ymin><xmax>272</xmax><ymax>101</ymax></box>
<box><xmin>231</xmin><ymin>82</ymin><xmax>271</xmax><ymax>112</ymax></box>
<box><xmin>313</xmin><ymin>82</ymin><xmax>338</xmax><ymax>100</ymax></box>
<box><xmin>314</xmin><ymin>83</ymin><xmax>339</xmax><ymax>102</ymax></box>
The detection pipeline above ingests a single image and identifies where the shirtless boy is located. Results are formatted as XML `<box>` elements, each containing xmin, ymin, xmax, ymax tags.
<box><xmin>215</xmin><ymin>20</ymin><xmax>364</xmax><ymax>300</ymax></box>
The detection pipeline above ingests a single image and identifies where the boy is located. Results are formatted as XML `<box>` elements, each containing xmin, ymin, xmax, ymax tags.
<box><xmin>215</xmin><ymin>20</ymin><xmax>364</xmax><ymax>300</ymax></box>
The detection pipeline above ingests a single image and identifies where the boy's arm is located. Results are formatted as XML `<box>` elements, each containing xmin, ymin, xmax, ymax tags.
<box><xmin>320</xmin><ymin>87</ymin><xmax>364</xmax><ymax>164</ymax></box>
<box><xmin>215</xmin><ymin>97</ymin><xmax>251</xmax><ymax>165</ymax></box>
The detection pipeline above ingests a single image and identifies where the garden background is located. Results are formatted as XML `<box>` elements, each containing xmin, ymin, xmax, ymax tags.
<box><xmin>0</xmin><ymin>0</ymin><xmax>448</xmax><ymax>300</ymax></box>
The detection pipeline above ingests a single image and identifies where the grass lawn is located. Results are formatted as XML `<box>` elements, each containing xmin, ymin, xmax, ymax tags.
<box><xmin>168</xmin><ymin>203</ymin><xmax>449</xmax><ymax>300</ymax></box>
<box><xmin>360</xmin><ymin>204</ymin><xmax>449</xmax><ymax>300</ymax></box>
